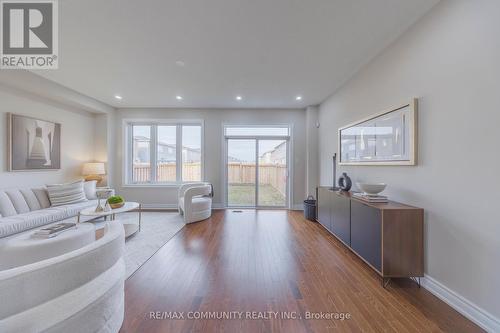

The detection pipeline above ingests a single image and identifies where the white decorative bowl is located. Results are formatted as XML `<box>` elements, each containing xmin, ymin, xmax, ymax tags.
<box><xmin>356</xmin><ymin>183</ymin><xmax>387</xmax><ymax>196</ymax></box>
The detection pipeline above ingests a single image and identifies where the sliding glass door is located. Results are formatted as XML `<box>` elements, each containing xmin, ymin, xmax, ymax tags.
<box><xmin>258</xmin><ymin>140</ymin><xmax>287</xmax><ymax>207</ymax></box>
<box><xmin>225</xmin><ymin>126</ymin><xmax>290</xmax><ymax>208</ymax></box>
<box><xmin>227</xmin><ymin>139</ymin><xmax>257</xmax><ymax>207</ymax></box>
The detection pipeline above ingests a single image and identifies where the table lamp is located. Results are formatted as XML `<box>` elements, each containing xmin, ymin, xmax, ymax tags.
<box><xmin>82</xmin><ymin>162</ymin><xmax>106</xmax><ymax>185</ymax></box>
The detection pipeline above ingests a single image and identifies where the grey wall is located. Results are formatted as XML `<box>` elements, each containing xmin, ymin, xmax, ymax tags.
<box><xmin>318</xmin><ymin>0</ymin><xmax>500</xmax><ymax>320</ymax></box>
<box><xmin>0</xmin><ymin>86</ymin><xmax>97</xmax><ymax>188</ymax></box>
<box><xmin>113</xmin><ymin>108</ymin><xmax>307</xmax><ymax>208</ymax></box>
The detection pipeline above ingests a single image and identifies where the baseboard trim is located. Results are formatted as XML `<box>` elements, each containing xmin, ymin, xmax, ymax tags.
<box><xmin>422</xmin><ymin>274</ymin><xmax>500</xmax><ymax>332</ymax></box>
<box><xmin>140</xmin><ymin>203</ymin><xmax>225</xmax><ymax>210</ymax></box>
<box><xmin>140</xmin><ymin>203</ymin><xmax>177</xmax><ymax>209</ymax></box>
<box><xmin>140</xmin><ymin>203</ymin><xmax>301</xmax><ymax>210</ymax></box>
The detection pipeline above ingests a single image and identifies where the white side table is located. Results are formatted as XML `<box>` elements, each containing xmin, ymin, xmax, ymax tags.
<box><xmin>78</xmin><ymin>202</ymin><xmax>142</xmax><ymax>238</ymax></box>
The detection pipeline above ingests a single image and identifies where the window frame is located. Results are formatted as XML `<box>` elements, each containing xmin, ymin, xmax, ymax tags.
<box><xmin>223</xmin><ymin>124</ymin><xmax>290</xmax><ymax>137</ymax></box>
<box><xmin>123</xmin><ymin>119</ymin><xmax>204</xmax><ymax>186</ymax></box>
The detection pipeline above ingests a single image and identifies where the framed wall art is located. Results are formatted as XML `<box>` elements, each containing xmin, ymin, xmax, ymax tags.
<box><xmin>7</xmin><ymin>113</ymin><xmax>61</xmax><ymax>171</ymax></box>
<box><xmin>338</xmin><ymin>99</ymin><xmax>417</xmax><ymax>166</ymax></box>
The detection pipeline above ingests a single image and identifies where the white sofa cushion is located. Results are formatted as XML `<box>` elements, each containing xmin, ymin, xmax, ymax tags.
<box><xmin>0</xmin><ymin>209</ymin><xmax>68</xmax><ymax>239</ymax></box>
<box><xmin>47</xmin><ymin>180</ymin><xmax>88</xmax><ymax>207</ymax></box>
<box><xmin>0</xmin><ymin>223</ymin><xmax>125</xmax><ymax>332</ymax></box>
<box><xmin>0</xmin><ymin>200</ymin><xmax>97</xmax><ymax>239</ymax></box>
<box><xmin>1</xmin><ymin>260</ymin><xmax>125</xmax><ymax>333</ymax></box>
<box><xmin>20</xmin><ymin>189</ymin><xmax>42</xmax><ymax>211</ymax></box>
<box><xmin>5</xmin><ymin>190</ymin><xmax>30</xmax><ymax>214</ymax></box>
<box><xmin>0</xmin><ymin>223</ymin><xmax>96</xmax><ymax>271</ymax></box>
<box><xmin>0</xmin><ymin>192</ymin><xmax>17</xmax><ymax>217</ymax></box>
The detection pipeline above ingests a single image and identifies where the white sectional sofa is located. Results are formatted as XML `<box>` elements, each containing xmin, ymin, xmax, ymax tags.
<box><xmin>0</xmin><ymin>185</ymin><xmax>125</xmax><ymax>333</ymax></box>
<box><xmin>0</xmin><ymin>187</ymin><xmax>98</xmax><ymax>239</ymax></box>
<box><xmin>0</xmin><ymin>222</ymin><xmax>125</xmax><ymax>333</ymax></box>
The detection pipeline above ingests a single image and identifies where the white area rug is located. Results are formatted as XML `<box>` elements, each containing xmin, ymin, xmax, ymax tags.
<box><xmin>118</xmin><ymin>212</ymin><xmax>185</xmax><ymax>278</ymax></box>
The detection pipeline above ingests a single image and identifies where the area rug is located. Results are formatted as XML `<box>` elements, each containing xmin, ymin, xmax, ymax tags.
<box><xmin>118</xmin><ymin>212</ymin><xmax>185</xmax><ymax>278</ymax></box>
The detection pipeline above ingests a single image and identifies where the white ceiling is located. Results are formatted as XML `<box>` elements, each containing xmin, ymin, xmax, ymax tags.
<box><xmin>35</xmin><ymin>0</ymin><xmax>438</xmax><ymax>109</ymax></box>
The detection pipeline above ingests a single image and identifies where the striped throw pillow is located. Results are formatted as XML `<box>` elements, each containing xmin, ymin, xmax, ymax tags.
<box><xmin>46</xmin><ymin>180</ymin><xmax>88</xmax><ymax>207</ymax></box>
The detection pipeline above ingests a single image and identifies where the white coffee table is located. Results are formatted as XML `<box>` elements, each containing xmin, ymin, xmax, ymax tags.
<box><xmin>78</xmin><ymin>201</ymin><xmax>142</xmax><ymax>238</ymax></box>
<box><xmin>0</xmin><ymin>223</ymin><xmax>95</xmax><ymax>270</ymax></box>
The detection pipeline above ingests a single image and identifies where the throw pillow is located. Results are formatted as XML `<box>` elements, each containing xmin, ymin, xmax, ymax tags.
<box><xmin>83</xmin><ymin>180</ymin><xmax>98</xmax><ymax>199</ymax></box>
<box><xmin>46</xmin><ymin>180</ymin><xmax>88</xmax><ymax>207</ymax></box>
<box><xmin>32</xmin><ymin>187</ymin><xmax>51</xmax><ymax>209</ymax></box>
<box><xmin>0</xmin><ymin>191</ymin><xmax>17</xmax><ymax>217</ymax></box>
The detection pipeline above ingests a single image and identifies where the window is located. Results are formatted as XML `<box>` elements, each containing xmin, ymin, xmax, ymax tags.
<box><xmin>127</xmin><ymin>121</ymin><xmax>203</xmax><ymax>184</ymax></box>
<box><xmin>157</xmin><ymin>125</ymin><xmax>177</xmax><ymax>182</ymax></box>
<box><xmin>132</xmin><ymin>125</ymin><xmax>151</xmax><ymax>183</ymax></box>
<box><xmin>181</xmin><ymin>125</ymin><xmax>202</xmax><ymax>181</ymax></box>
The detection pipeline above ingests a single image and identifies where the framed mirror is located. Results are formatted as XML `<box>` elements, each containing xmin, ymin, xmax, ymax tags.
<box><xmin>338</xmin><ymin>99</ymin><xmax>417</xmax><ymax>165</ymax></box>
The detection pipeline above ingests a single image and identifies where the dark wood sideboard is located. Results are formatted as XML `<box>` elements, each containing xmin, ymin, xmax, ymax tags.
<box><xmin>316</xmin><ymin>186</ymin><xmax>424</xmax><ymax>287</ymax></box>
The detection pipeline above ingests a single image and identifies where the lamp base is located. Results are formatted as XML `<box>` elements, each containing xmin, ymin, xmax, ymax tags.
<box><xmin>84</xmin><ymin>175</ymin><xmax>104</xmax><ymax>184</ymax></box>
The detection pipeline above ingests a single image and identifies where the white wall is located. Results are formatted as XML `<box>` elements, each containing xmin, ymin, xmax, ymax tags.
<box><xmin>112</xmin><ymin>108</ymin><xmax>307</xmax><ymax>208</ymax></box>
<box><xmin>305</xmin><ymin>106</ymin><xmax>319</xmax><ymax>197</ymax></box>
<box><xmin>0</xmin><ymin>85</ymin><xmax>97</xmax><ymax>188</ymax></box>
<box><xmin>318</xmin><ymin>0</ymin><xmax>500</xmax><ymax>326</ymax></box>
<box><xmin>93</xmin><ymin>110</ymin><xmax>117</xmax><ymax>187</ymax></box>
<box><xmin>0</xmin><ymin>71</ymin><xmax>115</xmax><ymax>114</ymax></box>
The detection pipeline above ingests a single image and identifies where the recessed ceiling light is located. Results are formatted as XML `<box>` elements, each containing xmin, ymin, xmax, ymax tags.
<box><xmin>114</xmin><ymin>95</ymin><xmax>122</xmax><ymax>100</ymax></box>
<box><xmin>176</xmin><ymin>95</ymin><xmax>183</xmax><ymax>100</ymax></box>
<box><xmin>236</xmin><ymin>95</ymin><xmax>242</xmax><ymax>101</ymax></box>
<box><xmin>175</xmin><ymin>60</ymin><xmax>185</xmax><ymax>67</ymax></box>
<box><xmin>295</xmin><ymin>96</ymin><xmax>302</xmax><ymax>101</ymax></box>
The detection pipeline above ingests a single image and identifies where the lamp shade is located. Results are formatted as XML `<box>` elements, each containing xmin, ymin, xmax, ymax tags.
<box><xmin>82</xmin><ymin>162</ymin><xmax>106</xmax><ymax>175</ymax></box>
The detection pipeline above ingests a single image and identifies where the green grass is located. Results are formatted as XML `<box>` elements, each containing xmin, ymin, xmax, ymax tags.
<box><xmin>228</xmin><ymin>184</ymin><xmax>285</xmax><ymax>207</ymax></box>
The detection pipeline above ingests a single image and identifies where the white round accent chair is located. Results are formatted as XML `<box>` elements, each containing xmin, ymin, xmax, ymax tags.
<box><xmin>178</xmin><ymin>183</ymin><xmax>213</xmax><ymax>224</ymax></box>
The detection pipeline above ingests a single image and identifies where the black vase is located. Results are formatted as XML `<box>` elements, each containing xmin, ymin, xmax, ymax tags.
<box><xmin>338</xmin><ymin>173</ymin><xmax>352</xmax><ymax>192</ymax></box>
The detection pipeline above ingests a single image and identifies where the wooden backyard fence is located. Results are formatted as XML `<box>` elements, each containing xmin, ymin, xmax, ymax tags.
<box><xmin>133</xmin><ymin>162</ymin><xmax>286</xmax><ymax>195</ymax></box>
<box><xmin>226</xmin><ymin>162</ymin><xmax>286</xmax><ymax>196</ymax></box>
<box><xmin>133</xmin><ymin>163</ymin><xmax>200</xmax><ymax>182</ymax></box>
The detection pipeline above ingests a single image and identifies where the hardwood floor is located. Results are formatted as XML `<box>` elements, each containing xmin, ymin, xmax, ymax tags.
<box><xmin>121</xmin><ymin>210</ymin><xmax>483</xmax><ymax>333</ymax></box>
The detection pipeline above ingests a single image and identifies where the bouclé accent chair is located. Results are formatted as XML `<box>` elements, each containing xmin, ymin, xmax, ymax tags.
<box><xmin>178</xmin><ymin>183</ymin><xmax>213</xmax><ymax>224</ymax></box>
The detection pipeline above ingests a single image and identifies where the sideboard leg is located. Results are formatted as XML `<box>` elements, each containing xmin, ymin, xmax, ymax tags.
<box><xmin>410</xmin><ymin>276</ymin><xmax>421</xmax><ymax>288</ymax></box>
